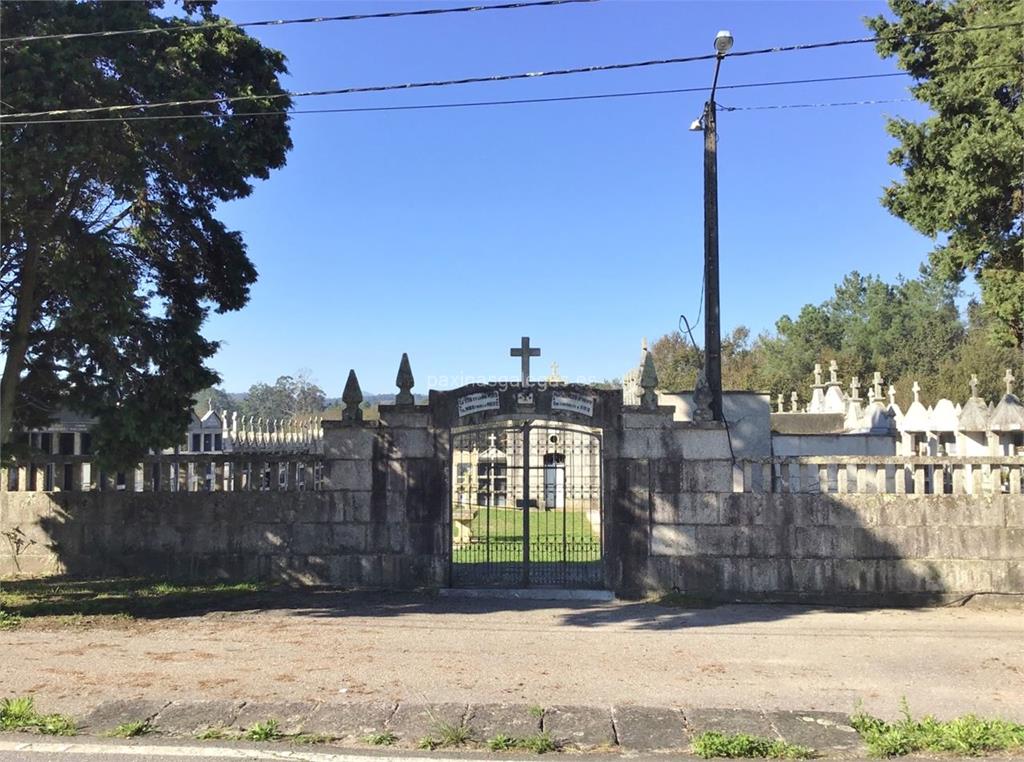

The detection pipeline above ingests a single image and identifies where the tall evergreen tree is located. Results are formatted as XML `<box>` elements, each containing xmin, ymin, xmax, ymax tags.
<box><xmin>867</xmin><ymin>0</ymin><xmax>1024</xmax><ymax>350</ymax></box>
<box><xmin>1</xmin><ymin>1</ymin><xmax>293</xmax><ymax>465</ymax></box>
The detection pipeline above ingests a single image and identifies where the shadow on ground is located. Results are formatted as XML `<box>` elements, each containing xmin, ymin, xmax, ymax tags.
<box><xmin>0</xmin><ymin>578</ymin><xmax>884</xmax><ymax>630</ymax></box>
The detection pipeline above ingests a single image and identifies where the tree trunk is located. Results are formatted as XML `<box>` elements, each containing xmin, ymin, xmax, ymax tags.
<box><xmin>0</xmin><ymin>245</ymin><xmax>41</xmax><ymax>450</ymax></box>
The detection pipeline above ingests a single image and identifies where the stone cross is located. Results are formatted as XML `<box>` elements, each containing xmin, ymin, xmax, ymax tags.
<box><xmin>813</xmin><ymin>363</ymin><xmax>823</xmax><ymax>386</ymax></box>
<box><xmin>850</xmin><ymin>376</ymin><xmax>860</xmax><ymax>401</ymax></box>
<box><xmin>776</xmin><ymin>393</ymin><xmax>784</xmax><ymax>413</ymax></box>
<box><xmin>888</xmin><ymin>385</ymin><xmax>897</xmax><ymax>406</ymax></box>
<box><xmin>488</xmin><ymin>433</ymin><xmax>498</xmax><ymax>448</ymax></box>
<box><xmin>873</xmin><ymin>372</ymin><xmax>883</xmax><ymax>401</ymax></box>
<box><xmin>912</xmin><ymin>380</ymin><xmax>921</xmax><ymax>404</ymax></box>
<box><xmin>1006</xmin><ymin>368</ymin><xmax>1016</xmax><ymax>396</ymax></box>
<box><xmin>969</xmin><ymin>373</ymin><xmax>979</xmax><ymax>399</ymax></box>
<box><xmin>868</xmin><ymin>388</ymin><xmax>876</xmax><ymax>404</ymax></box>
<box><xmin>829</xmin><ymin>360</ymin><xmax>839</xmax><ymax>385</ymax></box>
<box><xmin>790</xmin><ymin>391</ymin><xmax>799</xmax><ymax>412</ymax></box>
<box><xmin>511</xmin><ymin>336</ymin><xmax>540</xmax><ymax>386</ymax></box>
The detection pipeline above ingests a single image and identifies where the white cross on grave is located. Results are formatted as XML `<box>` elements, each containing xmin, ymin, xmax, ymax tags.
<box><xmin>510</xmin><ymin>336</ymin><xmax>540</xmax><ymax>387</ymax></box>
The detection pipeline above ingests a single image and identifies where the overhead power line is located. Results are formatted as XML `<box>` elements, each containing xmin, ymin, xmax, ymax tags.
<box><xmin>0</xmin><ymin>0</ymin><xmax>599</xmax><ymax>44</ymax></box>
<box><xmin>1</xmin><ymin>63</ymin><xmax>1015</xmax><ymax>127</ymax></box>
<box><xmin>2</xmin><ymin>23</ymin><xmax>1019</xmax><ymax>123</ymax></box>
<box><xmin>719</xmin><ymin>98</ymin><xmax>915</xmax><ymax>111</ymax></box>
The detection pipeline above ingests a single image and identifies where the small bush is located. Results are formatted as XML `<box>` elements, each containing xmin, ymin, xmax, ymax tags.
<box><xmin>0</xmin><ymin>610</ymin><xmax>22</xmax><ymax>630</ymax></box>
<box><xmin>245</xmin><ymin>719</ymin><xmax>281</xmax><ymax>742</ymax></box>
<box><xmin>418</xmin><ymin>736</ymin><xmax>441</xmax><ymax>750</ymax></box>
<box><xmin>692</xmin><ymin>731</ymin><xmax>815</xmax><ymax>759</ymax></box>
<box><xmin>107</xmin><ymin>720</ymin><xmax>151</xmax><ymax>739</ymax></box>
<box><xmin>364</xmin><ymin>731</ymin><xmax>397</xmax><ymax>746</ymax></box>
<box><xmin>850</xmin><ymin>704</ymin><xmax>1024</xmax><ymax>758</ymax></box>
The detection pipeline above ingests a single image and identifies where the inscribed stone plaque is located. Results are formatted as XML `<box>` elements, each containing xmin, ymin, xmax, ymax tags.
<box><xmin>458</xmin><ymin>391</ymin><xmax>500</xmax><ymax>417</ymax></box>
<box><xmin>552</xmin><ymin>392</ymin><xmax>595</xmax><ymax>417</ymax></box>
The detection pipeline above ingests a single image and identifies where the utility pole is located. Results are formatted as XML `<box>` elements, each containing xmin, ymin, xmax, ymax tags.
<box><xmin>692</xmin><ymin>30</ymin><xmax>733</xmax><ymax>423</ymax></box>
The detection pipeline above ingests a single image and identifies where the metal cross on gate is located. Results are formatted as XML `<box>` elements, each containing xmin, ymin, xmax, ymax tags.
<box><xmin>510</xmin><ymin>336</ymin><xmax>540</xmax><ymax>386</ymax></box>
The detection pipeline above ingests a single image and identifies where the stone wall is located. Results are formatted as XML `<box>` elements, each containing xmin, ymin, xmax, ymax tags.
<box><xmin>0</xmin><ymin>410</ymin><xmax>450</xmax><ymax>587</ymax></box>
<box><xmin>2</xmin><ymin>390</ymin><xmax>1022</xmax><ymax>604</ymax></box>
<box><xmin>629</xmin><ymin>464</ymin><xmax>1024</xmax><ymax>603</ymax></box>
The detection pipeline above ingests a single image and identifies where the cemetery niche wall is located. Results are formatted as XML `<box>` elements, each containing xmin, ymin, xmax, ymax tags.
<box><xmin>2</xmin><ymin>344</ymin><xmax>1023</xmax><ymax>604</ymax></box>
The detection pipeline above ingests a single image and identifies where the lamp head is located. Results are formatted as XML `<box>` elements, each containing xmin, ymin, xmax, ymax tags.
<box><xmin>689</xmin><ymin>117</ymin><xmax>704</xmax><ymax>131</ymax></box>
<box><xmin>714</xmin><ymin>30</ymin><xmax>734</xmax><ymax>54</ymax></box>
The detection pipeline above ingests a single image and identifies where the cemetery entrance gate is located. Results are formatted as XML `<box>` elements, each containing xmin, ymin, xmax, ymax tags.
<box><xmin>450</xmin><ymin>421</ymin><xmax>603</xmax><ymax>588</ymax></box>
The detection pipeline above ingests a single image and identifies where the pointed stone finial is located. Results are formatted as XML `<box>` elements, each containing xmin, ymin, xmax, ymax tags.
<box><xmin>1005</xmin><ymin>368</ymin><xmax>1015</xmax><ymax>396</ymax></box>
<box><xmin>850</xmin><ymin>376</ymin><xmax>860</xmax><ymax>401</ymax></box>
<box><xmin>912</xmin><ymin>380</ymin><xmax>921</xmax><ymax>404</ymax></box>
<box><xmin>969</xmin><ymin>373</ymin><xmax>980</xmax><ymax>400</ymax></box>
<box><xmin>790</xmin><ymin>391</ymin><xmax>799</xmax><ymax>412</ymax></box>
<box><xmin>873</xmin><ymin>372</ymin><xmax>883</xmax><ymax>401</ymax></box>
<box><xmin>829</xmin><ymin>360</ymin><xmax>839</xmax><ymax>385</ymax></box>
<box><xmin>395</xmin><ymin>353</ymin><xmax>415</xmax><ymax>405</ymax></box>
<box><xmin>641</xmin><ymin>337</ymin><xmax>648</xmax><ymax>353</ymax></box>
<box><xmin>776</xmin><ymin>393</ymin><xmax>784</xmax><ymax>413</ymax></box>
<box><xmin>342</xmin><ymin>369</ymin><xmax>364</xmax><ymax>422</ymax></box>
<box><xmin>813</xmin><ymin>363</ymin><xmax>823</xmax><ymax>386</ymax></box>
<box><xmin>888</xmin><ymin>385</ymin><xmax>897</xmax><ymax>406</ymax></box>
<box><xmin>640</xmin><ymin>350</ymin><xmax>659</xmax><ymax>410</ymax></box>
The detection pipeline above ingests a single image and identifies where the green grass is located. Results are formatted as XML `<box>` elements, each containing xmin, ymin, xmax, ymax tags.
<box><xmin>0</xmin><ymin>697</ymin><xmax>77</xmax><ymax>736</ymax></box>
<box><xmin>106</xmin><ymin>720</ymin><xmax>151</xmax><ymax>739</ymax></box>
<box><xmin>0</xmin><ymin>609</ymin><xmax>22</xmax><ymax>630</ymax></box>
<box><xmin>419</xmin><ymin>720</ymin><xmax>473</xmax><ymax>750</ymax></box>
<box><xmin>486</xmin><ymin>732</ymin><xmax>559</xmax><ymax>754</ymax></box>
<box><xmin>363</xmin><ymin>731</ymin><xmax>398</xmax><ymax>746</ymax></box>
<box><xmin>291</xmin><ymin>733</ymin><xmax>332</xmax><ymax>745</ymax></box>
<box><xmin>195</xmin><ymin>725</ymin><xmax>234</xmax><ymax>740</ymax></box>
<box><xmin>851</xmin><ymin>703</ymin><xmax>1024</xmax><ymax>757</ymax></box>
<box><xmin>0</xmin><ymin>579</ymin><xmax>268</xmax><ymax>621</ymax></box>
<box><xmin>452</xmin><ymin>508</ymin><xmax>600</xmax><ymax>564</ymax></box>
<box><xmin>244</xmin><ymin>719</ymin><xmax>282</xmax><ymax>742</ymax></box>
<box><xmin>692</xmin><ymin>731</ymin><xmax>815</xmax><ymax>759</ymax></box>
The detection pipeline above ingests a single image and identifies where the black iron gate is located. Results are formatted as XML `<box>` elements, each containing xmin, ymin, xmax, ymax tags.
<box><xmin>450</xmin><ymin>422</ymin><xmax>603</xmax><ymax>588</ymax></box>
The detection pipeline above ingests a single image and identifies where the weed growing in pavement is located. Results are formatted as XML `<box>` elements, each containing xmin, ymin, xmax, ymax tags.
<box><xmin>245</xmin><ymin>719</ymin><xmax>282</xmax><ymax>742</ymax></box>
<box><xmin>692</xmin><ymin>731</ymin><xmax>815</xmax><ymax>759</ymax></box>
<box><xmin>107</xmin><ymin>720</ymin><xmax>152</xmax><ymax>739</ymax></box>
<box><xmin>0</xmin><ymin>697</ymin><xmax>76</xmax><ymax>736</ymax></box>
<box><xmin>850</xmin><ymin>700</ymin><xmax>1024</xmax><ymax>757</ymax></box>
<box><xmin>486</xmin><ymin>732</ymin><xmax>559</xmax><ymax>754</ymax></box>
<box><xmin>364</xmin><ymin>731</ymin><xmax>398</xmax><ymax>746</ymax></box>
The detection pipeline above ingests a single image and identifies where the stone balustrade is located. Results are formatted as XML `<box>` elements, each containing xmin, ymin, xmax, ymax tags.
<box><xmin>737</xmin><ymin>455</ymin><xmax>1024</xmax><ymax>496</ymax></box>
<box><xmin>3</xmin><ymin>453</ymin><xmax>323</xmax><ymax>493</ymax></box>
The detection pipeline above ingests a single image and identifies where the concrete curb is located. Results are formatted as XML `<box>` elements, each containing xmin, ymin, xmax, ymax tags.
<box><xmin>62</xmin><ymin>700</ymin><xmax>867</xmax><ymax>755</ymax></box>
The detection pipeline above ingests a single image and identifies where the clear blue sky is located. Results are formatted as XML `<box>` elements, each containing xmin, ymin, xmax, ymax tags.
<box><xmin>206</xmin><ymin>0</ymin><xmax>938</xmax><ymax>395</ymax></box>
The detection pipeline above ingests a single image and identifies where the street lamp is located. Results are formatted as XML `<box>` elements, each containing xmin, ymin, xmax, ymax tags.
<box><xmin>690</xmin><ymin>30</ymin><xmax>733</xmax><ymax>423</ymax></box>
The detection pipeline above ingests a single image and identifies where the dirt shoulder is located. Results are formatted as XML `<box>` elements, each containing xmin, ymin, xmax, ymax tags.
<box><xmin>1</xmin><ymin>589</ymin><xmax>1021</xmax><ymax>723</ymax></box>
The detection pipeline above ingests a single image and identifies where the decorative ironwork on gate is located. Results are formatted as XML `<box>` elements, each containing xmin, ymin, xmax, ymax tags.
<box><xmin>450</xmin><ymin>422</ymin><xmax>603</xmax><ymax>588</ymax></box>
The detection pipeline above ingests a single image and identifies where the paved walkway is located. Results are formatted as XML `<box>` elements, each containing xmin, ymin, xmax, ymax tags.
<box><xmin>1</xmin><ymin>593</ymin><xmax>1021</xmax><ymax>754</ymax></box>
